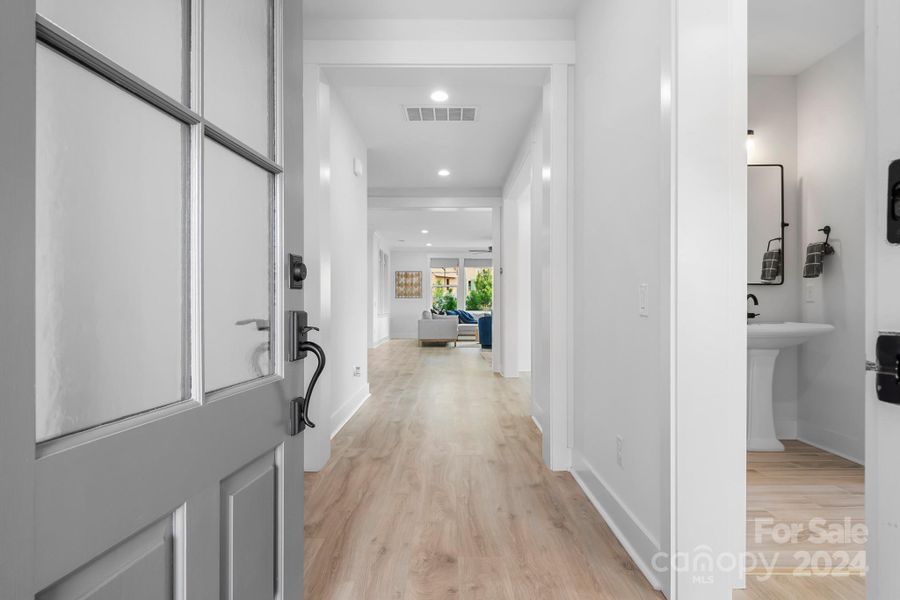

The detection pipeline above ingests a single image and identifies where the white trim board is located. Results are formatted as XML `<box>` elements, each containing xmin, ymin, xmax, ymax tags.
<box><xmin>570</xmin><ymin>450</ymin><xmax>663</xmax><ymax>591</ymax></box>
<box><xmin>331</xmin><ymin>385</ymin><xmax>371</xmax><ymax>440</ymax></box>
<box><xmin>369</xmin><ymin>336</ymin><xmax>390</xmax><ymax>349</ymax></box>
<box><xmin>796</xmin><ymin>429</ymin><xmax>864</xmax><ymax>466</ymax></box>
<box><xmin>304</xmin><ymin>40</ymin><xmax>576</xmax><ymax>66</ymax></box>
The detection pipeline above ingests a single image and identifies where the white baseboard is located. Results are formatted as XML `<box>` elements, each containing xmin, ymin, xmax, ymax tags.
<box><xmin>331</xmin><ymin>384</ymin><xmax>371</xmax><ymax>440</ymax></box>
<box><xmin>531</xmin><ymin>404</ymin><xmax>545</xmax><ymax>434</ymax></box>
<box><xmin>570</xmin><ymin>450</ymin><xmax>662</xmax><ymax>591</ymax></box>
<box><xmin>369</xmin><ymin>336</ymin><xmax>389</xmax><ymax>349</ymax></box>
<box><xmin>773</xmin><ymin>401</ymin><xmax>797</xmax><ymax>440</ymax></box>
<box><xmin>796</xmin><ymin>422</ymin><xmax>864</xmax><ymax>465</ymax></box>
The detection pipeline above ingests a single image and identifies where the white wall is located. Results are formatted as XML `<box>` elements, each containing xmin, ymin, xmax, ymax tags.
<box><xmin>328</xmin><ymin>92</ymin><xmax>371</xmax><ymax>440</ymax></box>
<box><xmin>389</xmin><ymin>251</ymin><xmax>430</xmax><ymax>338</ymax></box>
<box><xmin>368</xmin><ymin>232</ymin><xmax>391</xmax><ymax>347</ymax></box>
<box><xmin>499</xmin><ymin>126</ymin><xmax>537</xmax><ymax>378</ymax></box>
<box><xmin>302</xmin><ymin>68</ymin><xmax>333</xmax><ymax>471</ymax></box>
<box><xmin>517</xmin><ymin>187</ymin><xmax>533</xmax><ymax>373</ymax></box>
<box><xmin>672</xmin><ymin>0</ymin><xmax>748</xmax><ymax>596</ymax></box>
<box><xmin>303</xmin><ymin>76</ymin><xmax>371</xmax><ymax>471</ymax></box>
<box><xmin>748</xmin><ymin>75</ymin><xmax>801</xmax><ymax>439</ymax></box>
<box><xmin>797</xmin><ymin>36</ymin><xmax>865</xmax><ymax>463</ymax></box>
<box><xmin>570</xmin><ymin>0</ymin><xmax>669</xmax><ymax>589</ymax></box>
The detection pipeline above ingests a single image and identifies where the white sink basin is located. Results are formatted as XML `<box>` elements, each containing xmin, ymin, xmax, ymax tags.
<box><xmin>748</xmin><ymin>322</ymin><xmax>835</xmax><ymax>349</ymax></box>
<box><xmin>747</xmin><ymin>322</ymin><xmax>834</xmax><ymax>451</ymax></box>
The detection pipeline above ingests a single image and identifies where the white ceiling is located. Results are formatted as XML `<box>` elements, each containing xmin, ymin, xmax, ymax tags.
<box><xmin>749</xmin><ymin>0</ymin><xmax>863</xmax><ymax>75</ymax></box>
<box><xmin>304</xmin><ymin>0</ymin><xmax>582</xmax><ymax>20</ymax></box>
<box><xmin>369</xmin><ymin>208</ymin><xmax>493</xmax><ymax>251</ymax></box>
<box><xmin>326</xmin><ymin>66</ymin><xmax>544</xmax><ymax>192</ymax></box>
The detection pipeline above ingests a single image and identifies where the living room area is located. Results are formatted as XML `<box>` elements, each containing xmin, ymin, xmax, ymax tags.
<box><xmin>369</xmin><ymin>205</ymin><xmax>497</xmax><ymax>351</ymax></box>
<box><xmin>419</xmin><ymin>258</ymin><xmax>494</xmax><ymax>348</ymax></box>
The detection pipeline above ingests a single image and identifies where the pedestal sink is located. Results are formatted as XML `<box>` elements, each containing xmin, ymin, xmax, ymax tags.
<box><xmin>747</xmin><ymin>322</ymin><xmax>834</xmax><ymax>451</ymax></box>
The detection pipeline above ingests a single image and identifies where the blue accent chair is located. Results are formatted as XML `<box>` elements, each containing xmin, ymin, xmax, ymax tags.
<box><xmin>478</xmin><ymin>315</ymin><xmax>492</xmax><ymax>349</ymax></box>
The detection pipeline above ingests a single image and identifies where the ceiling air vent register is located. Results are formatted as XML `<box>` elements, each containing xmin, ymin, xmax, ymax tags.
<box><xmin>405</xmin><ymin>106</ymin><xmax>477</xmax><ymax>122</ymax></box>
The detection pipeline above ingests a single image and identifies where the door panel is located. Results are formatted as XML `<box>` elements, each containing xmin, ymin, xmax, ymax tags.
<box><xmin>221</xmin><ymin>452</ymin><xmax>278</xmax><ymax>600</ymax></box>
<box><xmin>868</xmin><ymin>1</ymin><xmax>900</xmax><ymax>596</ymax></box>
<box><xmin>20</xmin><ymin>0</ymin><xmax>305</xmax><ymax>597</ymax></box>
<box><xmin>34</xmin><ymin>384</ymin><xmax>288</xmax><ymax>590</ymax></box>
<box><xmin>37</xmin><ymin>518</ymin><xmax>174</xmax><ymax>600</ymax></box>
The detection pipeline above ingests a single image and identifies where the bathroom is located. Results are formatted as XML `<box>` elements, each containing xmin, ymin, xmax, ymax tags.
<box><xmin>745</xmin><ymin>0</ymin><xmax>865</xmax><ymax>590</ymax></box>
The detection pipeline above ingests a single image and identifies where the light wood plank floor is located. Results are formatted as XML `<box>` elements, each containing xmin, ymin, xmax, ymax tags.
<box><xmin>304</xmin><ymin>340</ymin><xmax>663</xmax><ymax>600</ymax></box>
<box><xmin>734</xmin><ymin>441</ymin><xmax>866</xmax><ymax>599</ymax></box>
<box><xmin>304</xmin><ymin>340</ymin><xmax>866</xmax><ymax>599</ymax></box>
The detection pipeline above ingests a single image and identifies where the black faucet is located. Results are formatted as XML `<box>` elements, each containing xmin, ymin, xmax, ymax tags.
<box><xmin>747</xmin><ymin>294</ymin><xmax>760</xmax><ymax>320</ymax></box>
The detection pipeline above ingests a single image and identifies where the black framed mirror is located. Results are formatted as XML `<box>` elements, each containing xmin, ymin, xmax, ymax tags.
<box><xmin>748</xmin><ymin>164</ymin><xmax>786</xmax><ymax>286</ymax></box>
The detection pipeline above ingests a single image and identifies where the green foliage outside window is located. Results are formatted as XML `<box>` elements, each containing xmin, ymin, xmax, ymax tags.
<box><xmin>465</xmin><ymin>269</ymin><xmax>493</xmax><ymax>310</ymax></box>
<box><xmin>432</xmin><ymin>288</ymin><xmax>458</xmax><ymax>312</ymax></box>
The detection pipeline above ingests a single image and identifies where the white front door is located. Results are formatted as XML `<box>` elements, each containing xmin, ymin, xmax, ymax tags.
<box><xmin>866</xmin><ymin>1</ymin><xmax>900</xmax><ymax>597</ymax></box>
<box><xmin>0</xmin><ymin>1</ymin><xmax>306</xmax><ymax>598</ymax></box>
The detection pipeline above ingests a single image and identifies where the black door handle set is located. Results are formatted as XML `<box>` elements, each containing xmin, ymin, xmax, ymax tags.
<box><xmin>288</xmin><ymin>310</ymin><xmax>326</xmax><ymax>435</ymax></box>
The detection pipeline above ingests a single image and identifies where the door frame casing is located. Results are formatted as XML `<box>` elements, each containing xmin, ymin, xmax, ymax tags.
<box><xmin>302</xmin><ymin>39</ymin><xmax>576</xmax><ymax>473</ymax></box>
<box><xmin>668</xmin><ymin>0</ymin><xmax>748</xmax><ymax>598</ymax></box>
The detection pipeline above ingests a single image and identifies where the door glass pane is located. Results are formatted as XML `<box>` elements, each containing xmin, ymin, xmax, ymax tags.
<box><xmin>35</xmin><ymin>46</ymin><xmax>189</xmax><ymax>442</ymax></box>
<box><xmin>203</xmin><ymin>139</ymin><xmax>273</xmax><ymax>392</ymax></box>
<box><xmin>204</xmin><ymin>0</ymin><xmax>273</xmax><ymax>156</ymax></box>
<box><xmin>37</xmin><ymin>0</ymin><xmax>188</xmax><ymax>103</ymax></box>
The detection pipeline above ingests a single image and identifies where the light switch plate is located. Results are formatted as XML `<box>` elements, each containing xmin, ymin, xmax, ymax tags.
<box><xmin>639</xmin><ymin>284</ymin><xmax>649</xmax><ymax>317</ymax></box>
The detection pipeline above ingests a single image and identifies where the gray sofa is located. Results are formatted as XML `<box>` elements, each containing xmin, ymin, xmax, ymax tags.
<box><xmin>417</xmin><ymin>311</ymin><xmax>458</xmax><ymax>346</ymax></box>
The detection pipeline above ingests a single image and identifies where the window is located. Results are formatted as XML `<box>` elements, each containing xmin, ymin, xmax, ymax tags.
<box><xmin>465</xmin><ymin>261</ymin><xmax>493</xmax><ymax>311</ymax></box>
<box><xmin>431</xmin><ymin>259</ymin><xmax>459</xmax><ymax>311</ymax></box>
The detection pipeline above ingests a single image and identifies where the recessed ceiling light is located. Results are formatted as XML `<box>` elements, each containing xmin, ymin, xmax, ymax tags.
<box><xmin>426</xmin><ymin>243</ymin><xmax>433</xmax><ymax>247</ymax></box>
<box><xmin>421</xmin><ymin>229</ymin><xmax>429</xmax><ymax>234</ymax></box>
<box><xmin>430</xmin><ymin>90</ymin><xmax>449</xmax><ymax>103</ymax></box>
<box><xmin>438</xmin><ymin>169</ymin><xmax>450</xmax><ymax>177</ymax></box>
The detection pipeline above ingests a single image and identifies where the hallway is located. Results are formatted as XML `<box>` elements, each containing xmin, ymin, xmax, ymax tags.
<box><xmin>304</xmin><ymin>341</ymin><xmax>663</xmax><ymax>599</ymax></box>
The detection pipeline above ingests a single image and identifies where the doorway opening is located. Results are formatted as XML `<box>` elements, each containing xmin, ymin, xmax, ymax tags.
<box><xmin>741</xmin><ymin>1</ymin><xmax>866</xmax><ymax>597</ymax></box>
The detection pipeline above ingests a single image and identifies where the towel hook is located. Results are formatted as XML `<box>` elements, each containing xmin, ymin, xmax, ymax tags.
<box><xmin>818</xmin><ymin>226</ymin><xmax>836</xmax><ymax>255</ymax></box>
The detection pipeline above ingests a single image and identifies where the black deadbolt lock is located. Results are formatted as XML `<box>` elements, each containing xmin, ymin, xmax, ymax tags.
<box><xmin>290</xmin><ymin>254</ymin><xmax>307</xmax><ymax>289</ymax></box>
<box><xmin>887</xmin><ymin>160</ymin><xmax>900</xmax><ymax>243</ymax></box>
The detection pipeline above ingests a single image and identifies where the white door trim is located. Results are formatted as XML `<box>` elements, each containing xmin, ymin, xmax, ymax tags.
<box><xmin>669</xmin><ymin>0</ymin><xmax>748</xmax><ymax>598</ymax></box>
<box><xmin>303</xmin><ymin>45</ymin><xmax>575</xmax><ymax>473</ymax></box>
<box><xmin>304</xmin><ymin>40</ymin><xmax>576</xmax><ymax>66</ymax></box>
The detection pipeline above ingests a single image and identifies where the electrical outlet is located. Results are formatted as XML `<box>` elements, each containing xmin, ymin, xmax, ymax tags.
<box><xmin>353</xmin><ymin>366</ymin><xmax>361</xmax><ymax>377</ymax></box>
<box><xmin>639</xmin><ymin>284</ymin><xmax>649</xmax><ymax>317</ymax></box>
<box><xmin>616</xmin><ymin>436</ymin><xmax>624</xmax><ymax>469</ymax></box>
<box><xmin>804</xmin><ymin>282</ymin><xmax>816</xmax><ymax>303</ymax></box>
